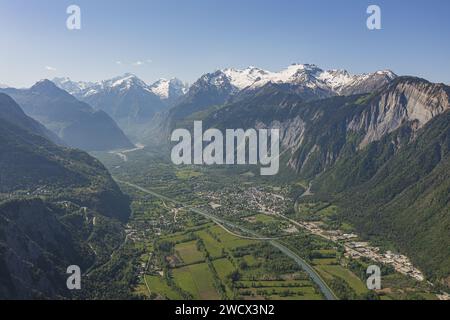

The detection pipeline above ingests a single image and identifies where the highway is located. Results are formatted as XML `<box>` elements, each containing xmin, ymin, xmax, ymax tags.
<box><xmin>115</xmin><ymin>178</ymin><xmax>337</xmax><ymax>300</ymax></box>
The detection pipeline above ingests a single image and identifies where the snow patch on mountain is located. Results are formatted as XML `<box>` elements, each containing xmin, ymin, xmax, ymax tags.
<box><xmin>149</xmin><ymin>78</ymin><xmax>189</xmax><ymax>99</ymax></box>
<box><xmin>53</xmin><ymin>74</ymin><xmax>188</xmax><ymax>101</ymax></box>
<box><xmin>213</xmin><ymin>64</ymin><xmax>396</xmax><ymax>95</ymax></box>
<box><xmin>52</xmin><ymin>77</ymin><xmax>94</xmax><ymax>95</ymax></box>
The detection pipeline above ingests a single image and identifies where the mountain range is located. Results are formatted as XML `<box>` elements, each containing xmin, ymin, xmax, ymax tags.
<box><xmin>51</xmin><ymin>65</ymin><xmax>395</xmax><ymax>142</ymax></box>
<box><xmin>148</xmin><ymin>64</ymin><xmax>397</xmax><ymax>144</ymax></box>
<box><xmin>53</xmin><ymin>74</ymin><xmax>188</xmax><ymax>102</ymax></box>
<box><xmin>216</xmin><ymin>64</ymin><xmax>396</xmax><ymax>95</ymax></box>
<box><xmin>0</xmin><ymin>93</ymin><xmax>62</xmax><ymax>145</ymax></box>
<box><xmin>0</xmin><ymin>81</ymin><xmax>133</xmax><ymax>151</ymax></box>
<box><xmin>53</xmin><ymin>74</ymin><xmax>189</xmax><ymax>140</ymax></box>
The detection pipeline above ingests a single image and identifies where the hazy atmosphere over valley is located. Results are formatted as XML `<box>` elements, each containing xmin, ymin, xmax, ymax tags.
<box><xmin>1</xmin><ymin>0</ymin><xmax>450</xmax><ymax>306</ymax></box>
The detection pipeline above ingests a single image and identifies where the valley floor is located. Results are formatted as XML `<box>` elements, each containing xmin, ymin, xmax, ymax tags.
<box><xmin>88</xmin><ymin>146</ymin><xmax>440</xmax><ymax>300</ymax></box>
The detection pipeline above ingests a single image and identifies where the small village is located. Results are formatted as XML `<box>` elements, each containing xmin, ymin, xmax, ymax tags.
<box><xmin>199</xmin><ymin>186</ymin><xmax>426</xmax><ymax>283</ymax></box>
<box><xmin>297</xmin><ymin>220</ymin><xmax>425</xmax><ymax>282</ymax></box>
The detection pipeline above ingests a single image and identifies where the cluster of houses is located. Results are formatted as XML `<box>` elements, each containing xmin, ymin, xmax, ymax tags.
<box><xmin>200</xmin><ymin>186</ymin><xmax>290</xmax><ymax>218</ymax></box>
<box><xmin>299</xmin><ymin>220</ymin><xmax>425</xmax><ymax>282</ymax></box>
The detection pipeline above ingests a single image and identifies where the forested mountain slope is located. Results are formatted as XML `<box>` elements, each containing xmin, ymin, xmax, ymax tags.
<box><xmin>0</xmin><ymin>95</ymin><xmax>130</xmax><ymax>299</ymax></box>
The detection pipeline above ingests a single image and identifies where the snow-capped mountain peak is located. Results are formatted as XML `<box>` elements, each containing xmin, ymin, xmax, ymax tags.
<box><xmin>215</xmin><ymin>64</ymin><xmax>331</xmax><ymax>90</ymax></box>
<box><xmin>149</xmin><ymin>78</ymin><xmax>189</xmax><ymax>100</ymax></box>
<box><xmin>317</xmin><ymin>69</ymin><xmax>352</xmax><ymax>89</ymax></box>
<box><xmin>222</xmin><ymin>67</ymin><xmax>270</xmax><ymax>89</ymax></box>
<box><xmin>52</xmin><ymin>77</ymin><xmax>94</xmax><ymax>96</ymax></box>
<box><xmin>104</xmin><ymin>73</ymin><xmax>147</xmax><ymax>90</ymax></box>
<box><xmin>53</xmin><ymin>74</ymin><xmax>188</xmax><ymax>102</ymax></box>
<box><xmin>149</xmin><ymin>78</ymin><xmax>170</xmax><ymax>98</ymax></box>
<box><xmin>203</xmin><ymin>64</ymin><xmax>396</xmax><ymax>96</ymax></box>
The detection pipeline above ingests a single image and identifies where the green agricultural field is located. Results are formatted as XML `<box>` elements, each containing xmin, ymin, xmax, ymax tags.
<box><xmin>253</xmin><ymin>214</ymin><xmax>277</xmax><ymax>223</ymax></box>
<box><xmin>134</xmin><ymin>280</ymin><xmax>150</xmax><ymax>297</ymax></box>
<box><xmin>378</xmin><ymin>273</ymin><xmax>438</xmax><ymax>300</ymax></box>
<box><xmin>172</xmin><ymin>263</ymin><xmax>221</xmax><ymax>300</ymax></box>
<box><xmin>316</xmin><ymin>249</ymin><xmax>336</xmax><ymax>256</ymax></box>
<box><xmin>312</xmin><ymin>258</ymin><xmax>337</xmax><ymax>265</ymax></box>
<box><xmin>311</xmin><ymin>249</ymin><xmax>338</xmax><ymax>265</ymax></box>
<box><xmin>271</xmin><ymin>295</ymin><xmax>321</xmax><ymax>300</ymax></box>
<box><xmin>195</xmin><ymin>229</ymin><xmax>224</xmax><ymax>258</ymax></box>
<box><xmin>238</xmin><ymin>286</ymin><xmax>321</xmax><ymax>300</ymax></box>
<box><xmin>145</xmin><ymin>275</ymin><xmax>182</xmax><ymax>300</ymax></box>
<box><xmin>161</xmin><ymin>232</ymin><xmax>192</xmax><ymax>244</ymax></box>
<box><xmin>208</xmin><ymin>226</ymin><xmax>257</xmax><ymax>249</ymax></box>
<box><xmin>175</xmin><ymin>241</ymin><xmax>205</xmax><ymax>264</ymax></box>
<box><xmin>242</xmin><ymin>255</ymin><xmax>260</xmax><ymax>267</ymax></box>
<box><xmin>316</xmin><ymin>205</ymin><xmax>338</xmax><ymax>218</ymax></box>
<box><xmin>296</xmin><ymin>202</ymin><xmax>333</xmax><ymax>220</ymax></box>
<box><xmin>212</xmin><ymin>258</ymin><xmax>236</xmax><ymax>279</ymax></box>
<box><xmin>340</xmin><ymin>222</ymin><xmax>354</xmax><ymax>232</ymax></box>
<box><xmin>316</xmin><ymin>264</ymin><xmax>368</xmax><ymax>295</ymax></box>
<box><xmin>236</xmin><ymin>280</ymin><xmax>311</xmax><ymax>288</ymax></box>
<box><xmin>175</xmin><ymin>168</ymin><xmax>203</xmax><ymax>180</ymax></box>
<box><xmin>211</xmin><ymin>258</ymin><xmax>236</xmax><ymax>298</ymax></box>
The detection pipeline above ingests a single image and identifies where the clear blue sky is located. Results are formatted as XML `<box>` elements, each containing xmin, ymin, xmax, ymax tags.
<box><xmin>1</xmin><ymin>0</ymin><xmax>449</xmax><ymax>87</ymax></box>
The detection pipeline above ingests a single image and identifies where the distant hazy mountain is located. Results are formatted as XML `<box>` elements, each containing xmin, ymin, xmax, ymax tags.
<box><xmin>0</xmin><ymin>95</ymin><xmax>130</xmax><ymax>298</ymax></box>
<box><xmin>0</xmin><ymin>93</ymin><xmax>63</xmax><ymax>145</ymax></box>
<box><xmin>53</xmin><ymin>74</ymin><xmax>188</xmax><ymax>140</ymax></box>
<box><xmin>52</xmin><ymin>77</ymin><xmax>95</xmax><ymax>96</ymax></box>
<box><xmin>53</xmin><ymin>74</ymin><xmax>188</xmax><ymax>103</ymax></box>
<box><xmin>76</xmin><ymin>74</ymin><xmax>165</xmax><ymax>124</ymax></box>
<box><xmin>148</xmin><ymin>77</ymin><xmax>189</xmax><ymax>103</ymax></box>
<box><xmin>168</xmin><ymin>70</ymin><xmax>238</xmax><ymax>121</ymax></box>
<box><xmin>0</xmin><ymin>80</ymin><xmax>133</xmax><ymax>151</ymax></box>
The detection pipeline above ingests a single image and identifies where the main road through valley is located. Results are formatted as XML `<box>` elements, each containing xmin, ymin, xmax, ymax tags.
<box><xmin>115</xmin><ymin>178</ymin><xmax>337</xmax><ymax>301</ymax></box>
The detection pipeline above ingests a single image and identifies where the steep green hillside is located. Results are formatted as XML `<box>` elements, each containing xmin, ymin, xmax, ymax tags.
<box><xmin>315</xmin><ymin>111</ymin><xmax>450</xmax><ymax>285</ymax></box>
<box><xmin>0</xmin><ymin>198</ymin><xmax>124</xmax><ymax>299</ymax></box>
<box><xmin>0</xmin><ymin>95</ymin><xmax>131</xmax><ymax>299</ymax></box>
<box><xmin>0</xmin><ymin>117</ymin><xmax>130</xmax><ymax>221</ymax></box>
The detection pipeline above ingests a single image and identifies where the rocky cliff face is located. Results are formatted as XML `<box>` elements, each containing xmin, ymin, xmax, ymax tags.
<box><xmin>276</xmin><ymin>77</ymin><xmax>450</xmax><ymax>174</ymax></box>
<box><xmin>337</xmin><ymin>70</ymin><xmax>397</xmax><ymax>95</ymax></box>
<box><xmin>203</xmin><ymin>77</ymin><xmax>450</xmax><ymax>177</ymax></box>
<box><xmin>349</xmin><ymin>78</ymin><xmax>450</xmax><ymax>148</ymax></box>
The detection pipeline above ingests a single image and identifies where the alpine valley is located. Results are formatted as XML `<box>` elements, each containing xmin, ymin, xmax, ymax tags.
<box><xmin>1</xmin><ymin>63</ymin><xmax>449</xmax><ymax>300</ymax></box>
